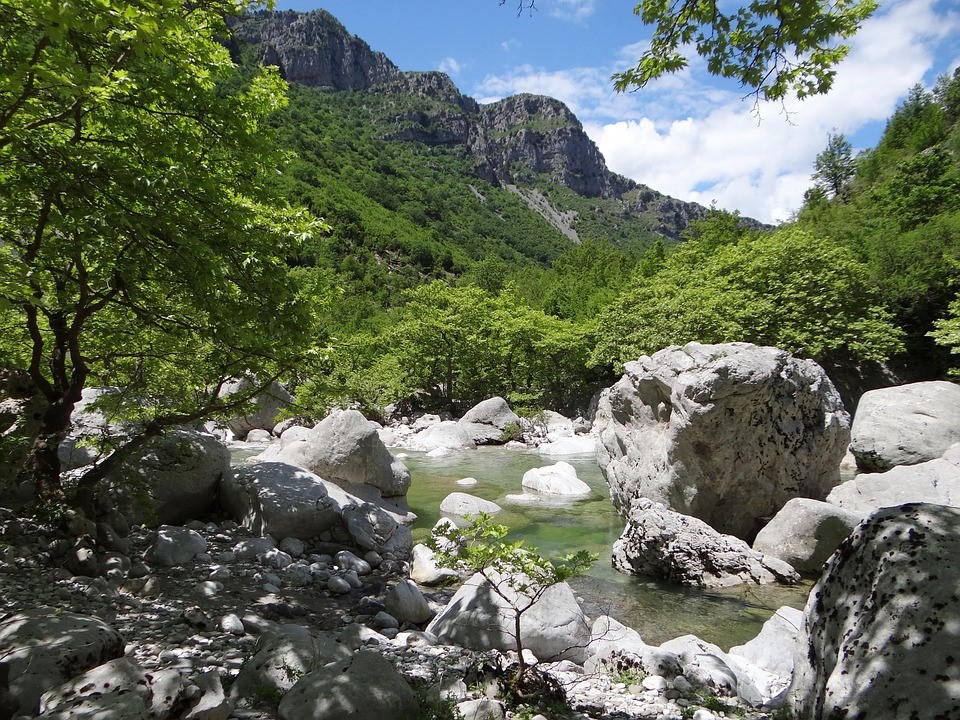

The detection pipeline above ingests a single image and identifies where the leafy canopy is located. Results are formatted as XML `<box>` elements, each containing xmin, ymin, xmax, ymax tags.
<box><xmin>612</xmin><ymin>0</ymin><xmax>878</xmax><ymax>101</ymax></box>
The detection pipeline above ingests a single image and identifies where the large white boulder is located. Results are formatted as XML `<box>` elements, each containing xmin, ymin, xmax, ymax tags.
<box><xmin>219</xmin><ymin>377</ymin><xmax>293</xmax><ymax>440</ymax></box>
<box><xmin>459</xmin><ymin>397</ymin><xmax>520</xmax><ymax>430</ymax></box>
<box><xmin>275</xmin><ymin>409</ymin><xmax>410</xmax><ymax>498</ymax></box>
<box><xmin>278</xmin><ymin>651</ymin><xmax>419</xmax><ymax>720</ymax></box>
<box><xmin>612</xmin><ymin>499</ymin><xmax>799</xmax><ymax>587</ymax></box>
<box><xmin>849</xmin><ymin>380</ymin><xmax>960</xmax><ymax>472</ymax></box>
<box><xmin>521</xmin><ymin>462</ymin><xmax>591</xmax><ymax>495</ymax></box>
<box><xmin>98</xmin><ymin>428</ymin><xmax>229</xmax><ymax>526</ymax></box>
<box><xmin>384</xmin><ymin>579</ymin><xmax>434</xmax><ymax>625</ymax></box>
<box><xmin>0</xmin><ymin>609</ymin><xmax>125</xmax><ymax>715</ymax></box>
<box><xmin>752</xmin><ymin>498</ymin><xmax>865</xmax><ymax>574</ymax></box>
<box><xmin>583</xmin><ymin>615</ymin><xmax>682</xmax><ymax>678</ymax></box>
<box><xmin>595</xmin><ymin>342</ymin><xmax>849</xmax><ymax>539</ymax></box>
<box><xmin>439</xmin><ymin>492</ymin><xmax>502</xmax><ymax>519</ymax></box>
<box><xmin>426</xmin><ymin>571</ymin><xmax>590</xmax><ymax>664</ymax></box>
<box><xmin>791</xmin><ymin>503</ymin><xmax>960</xmax><ymax>720</ymax></box>
<box><xmin>536</xmin><ymin>435</ymin><xmax>597</xmax><ymax>456</ymax></box>
<box><xmin>409</xmin><ymin>421</ymin><xmax>477</xmax><ymax>452</ymax></box>
<box><xmin>826</xmin><ymin>443</ymin><xmax>960</xmax><ymax>513</ymax></box>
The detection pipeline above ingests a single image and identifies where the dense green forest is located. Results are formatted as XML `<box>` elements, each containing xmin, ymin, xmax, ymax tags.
<box><xmin>265</xmin><ymin>66</ymin><xmax>960</xmax><ymax>419</ymax></box>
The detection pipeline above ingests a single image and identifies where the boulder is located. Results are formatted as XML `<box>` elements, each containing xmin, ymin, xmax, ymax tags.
<box><xmin>826</xmin><ymin>443</ymin><xmax>960</xmax><ymax>513</ymax></box>
<box><xmin>409</xmin><ymin>421</ymin><xmax>476</xmax><ymax>452</ymax></box>
<box><xmin>439</xmin><ymin>492</ymin><xmax>502</xmax><ymax>519</ymax></box>
<box><xmin>849</xmin><ymin>380</ymin><xmax>960</xmax><ymax>471</ymax></box>
<box><xmin>275</xmin><ymin>409</ymin><xmax>410</xmax><ymax>498</ymax></box>
<box><xmin>536</xmin><ymin>435</ymin><xmax>597</xmax><ymax>456</ymax></box>
<box><xmin>183</xmin><ymin>669</ymin><xmax>230</xmax><ymax>720</ymax></box>
<box><xmin>38</xmin><ymin>657</ymin><xmax>150</xmax><ymax>715</ymax></box>
<box><xmin>219</xmin><ymin>377</ymin><xmax>293</xmax><ymax>440</ymax></box>
<box><xmin>752</xmin><ymin>499</ymin><xmax>865</xmax><ymax>575</ymax></box>
<box><xmin>792</xmin><ymin>503</ymin><xmax>960</xmax><ymax>720</ymax></box>
<box><xmin>612</xmin><ymin>499</ymin><xmax>800</xmax><ymax>588</ymax></box>
<box><xmin>426</xmin><ymin>571</ymin><xmax>590</xmax><ymax>664</ymax></box>
<box><xmin>410</xmin><ymin>544</ymin><xmax>457</xmax><ymax>586</ymax></box>
<box><xmin>0</xmin><ymin>609</ymin><xmax>125</xmax><ymax>715</ymax></box>
<box><xmin>583</xmin><ymin>615</ymin><xmax>682</xmax><ymax>678</ymax></box>
<box><xmin>341</xmin><ymin>502</ymin><xmax>413</xmax><ymax>558</ymax></box>
<box><xmin>278</xmin><ymin>651</ymin><xmax>419</xmax><ymax>720</ymax></box>
<box><xmin>521</xmin><ymin>461</ymin><xmax>591</xmax><ymax>496</ymax></box>
<box><xmin>383</xmin><ymin>579</ymin><xmax>434</xmax><ymax>625</ymax></box>
<box><xmin>457</xmin><ymin>422</ymin><xmax>504</xmax><ymax>446</ymax></box>
<box><xmin>144</xmin><ymin>525</ymin><xmax>207</xmax><ymax>567</ymax></box>
<box><xmin>459</xmin><ymin>397</ymin><xmax>520</xmax><ymax>430</ymax></box>
<box><xmin>99</xmin><ymin>429</ymin><xmax>229</xmax><ymax>526</ymax></box>
<box><xmin>220</xmin><ymin>461</ymin><xmax>349</xmax><ymax>539</ymax></box>
<box><xmin>728</xmin><ymin>606</ymin><xmax>803</xmax><ymax>681</ymax></box>
<box><xmin>595</xmin><ymin>342</ymin><xmax>849</xmax><ymax>539</ymax></box>
<box><xmin>58</xmin><ymin>387</ymin><xmax>124</xmax><ymax>470</ymax></box>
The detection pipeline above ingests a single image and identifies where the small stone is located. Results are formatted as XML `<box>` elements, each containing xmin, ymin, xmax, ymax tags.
<box><xmin>327</xmin><ymin>576</ymin><xmax>351</xmax><ymax>594</ymax></box>
<box><xmin>220</xmin><ymin>614</ymin><xmax>245</xmax><ymax>636</ymax></box>
<box><xmin>642</xmin><ymin>675</ymin><xmax>668</xmax><ymax>692</ymax></box>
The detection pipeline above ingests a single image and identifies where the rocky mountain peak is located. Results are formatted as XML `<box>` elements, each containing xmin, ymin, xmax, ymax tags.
<box><xmin>233</xmin><ymin>10</ymin><xmax>401</xmax><ymax>91</ymax></box>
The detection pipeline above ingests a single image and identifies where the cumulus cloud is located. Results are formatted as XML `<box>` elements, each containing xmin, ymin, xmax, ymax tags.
<box><xmin>471</xmin><ymin>0</ymin><xmax>959</xmax><ymax>223</ymax></box>
<box><xmin>438</xmin><ymin>57</ymin><xmax>462</xmax><ymax>77</ymax></box>
<box><xmin>548</xmin><ymin>0</ymin><xmax>597</xmax><ymax>21</ymax></box>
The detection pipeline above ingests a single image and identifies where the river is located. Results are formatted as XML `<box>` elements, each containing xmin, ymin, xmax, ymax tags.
<box><xmin>400</xmin><ymin>446</ymin><xmax>811</xmax><ymax>650</ymax></box>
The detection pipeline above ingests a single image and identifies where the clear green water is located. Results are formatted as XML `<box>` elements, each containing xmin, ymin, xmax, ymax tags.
<box><xmin>401</xmin><ymin>446</ymin><xmax>811</xmax><ymax>650</ymax></box>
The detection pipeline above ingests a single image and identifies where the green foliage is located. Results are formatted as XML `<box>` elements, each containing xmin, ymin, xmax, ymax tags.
<box><xmin>590</xmin><ymin>222</ymin><xmax>904</xmax><ymax>369</ymax></box>
<box><xmin>0</xmin><ymin>0</ymin><xmax>325</xmax><ymax>500</ymax></box>
<box><xmin>612</xmin><ymin>0</ymin><xmax>878</xmax><ymax>102</ymax></box>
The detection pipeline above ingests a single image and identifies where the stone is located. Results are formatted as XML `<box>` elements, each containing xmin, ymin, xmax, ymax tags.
<box><xmin>659</xmin><ymin>635</ymin><xmax>737</xmax><ymax>695</ymax></box>
<box><xmin>791</xmin><ymin>503</ymin><xmax>960</xmax><ymax>720</ymax></box>
<box><xmin>220</xmin><ymin>614</ymin><xmax>245</xmax><ymax>636</ymax></box>
<box><xmin>219</xmin><ymin>461</ymin><xmax>348</xmax><ymax>539</ymax></box>
<box><xmin>278</xmin><ymin>651</ymin><xmax>419</xmax><ymax>720</ymax></box>
<box><xmin>341</xmin><ymin>502</ymin><xmax>413</xmax><ymax>557</ymax></box>
<box><xmin>849</xmin><ymin>380</ymin><xmax>960</xmax><ymax>471</ymax></box>
<box><xmin>457</xmin><ymin>698</ymin><xmax>506</xmax><ymax>720</ymax></box>
<box><xmin>219</xmin><ymin>377</ymin><xmax>293</xmax><ymax>440</ymax></box>
<box><xmin>335</xmin><ymin>550</ymin><xmax>371</xmax><ymax>575</ymax></box>
<box><xmin>457</xmin><ymin>422</ymin><xmax>505</xmax><ymax>446</ymax></box>
<box><xmin>584</xmin><ymin>616</ymin><xmax>682</xmax><ymax>678</ymax></box>
<box><xmin>99</xmin><ymin>429</ymin><xmax>229</xmax><ymax>526</ymax></box>
<box><xmin>438</xmin><ymin>492</ymin><xmax>502</xmax><ymax>519</ymax></box>
<box><xmin>0</xmin><ymin>609</ymin><xmax>125</xmax><ymax>715</ymax></box>
<box><xmin>752</xmin><ymin>498</ymin><xmax>865</xmax><ymax>574</ymax></box>
<box><xmin>536</xmin><ymin>435</ymin><xmax>597</xmax><ymax>456</ymax></box>
<box><xmin>521</xmin><ymin>461</ymin><xmax>591</xmax><ymax>495</ymax></box>
<box><xmin>426</xmin><ymin>572</ymin><xmax>590</xmax><ymax>664</ymax></box>
<box><xmin>595</xmin><ymin>342</ymin><xmax>849</xmax><ymax>539</ymax></box>
<box><xmin>274</xmin><ymin>409</ymin><xmax>410</xmax><ymax>497</ymax></box>
<box><xmin>246</xmin><ymin>428</ymin><xmax>273</xmax><ymax>443</ymax></box>
<box><xmin>40</xmin><ymin>689</ymin><xmax>150</xmax><ymax>719</ymax></box>
<box><xmin>826</xmin><ymin>444</ymin><xmax>960</xmax><ymax>513</ymax></box>
<box><xmin>384</xmin><ymin>579</ymin><xmax>434</xmax><ymax>625</ymax></box>
<box><xmin>38</xmin><ymin>657</ymin><xmax>149</xmax><ymax>715</ymax></box>
<box><xmin>233</xmin><ymin>632</ymin><xmax>351</xmax><ymax>705</ymax></box>
<box><xmin>612</xmin><ymin>499</ymin><xmax>800</xmax><ymax>587</ymax></box>
<box><xmin>279</xmin><ymin>536</ymin><xmax>305</xmax><ymax>557</ymax></box>
<box><xmin>409</xmin><ymin>421</ymin><xmax>477</xmax><ymax>452</ymax></box>
<box><xmin>460</xmin><ymin>397</ymin><xmax>520</xmax><ymax>429</ymax></box>
<box><xmin>144</xmin><ymin>525</ymin><xmax>207</xmax><ymax>567</ymax></box>
<box><xmin>728</xmin><ymin>606</ymin><xmax>803</xmax><ymax>681</ymax></box>
<box><xmin>410</xmin><ymin>544</ymin><xmax>458</xmax><ymax>586</ymax></box>
<box><xmin>183</xmin><ymin>669</ymin><xmax>231</xmax><ymax>720</ymax></box>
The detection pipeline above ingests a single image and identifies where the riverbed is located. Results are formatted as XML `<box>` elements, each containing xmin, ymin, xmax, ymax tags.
<box><xmin>400</xmin><ymin>446</ymin><xmax>811</xmax><ymax>650</ymax></box>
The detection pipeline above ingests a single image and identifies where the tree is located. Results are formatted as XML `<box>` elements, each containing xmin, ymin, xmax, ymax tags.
<box><xmin>812</xmin><ymin>131</ymin><xmax>856</xmax><ymax>198</ymax></box>
<box><xmin>0</xmin><ymin>0</ymin><xmax>325</xmax><ymax>506</ymax></box>
<box><xmin>590</xmin><ymin>225</ymin><xmax>904</xmax><ymax>370</ymax></box>
<box><xmin>503</xmin><ymin>0</ymin><xmax>877</xmax><ymax>102</ymax></box>
<box><xmin>430</xmin><ymin>513</ymin><xmax>594</xmax><ymax>702</ymax></box>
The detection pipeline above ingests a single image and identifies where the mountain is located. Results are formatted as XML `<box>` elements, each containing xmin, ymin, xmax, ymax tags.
<box><xmin>231</xmin><ymin>9</ymin><xmax>733</xmax><ymax>250</ymax></box>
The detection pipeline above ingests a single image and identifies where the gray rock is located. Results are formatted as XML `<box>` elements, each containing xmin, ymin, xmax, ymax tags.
<box><xmin>410</xmin><ymin>544</ymin><xmax>457</xmax><ymax>586</ymax></box>
<box><xmin>219</xmin><ymin>377</ymin><xmax>293</xmax><ymax>440</ymax></box>
<box><xmin>39</xmin><ymin>657</ymin><xmax>150</xmax><ymax>715</ymax></box>
<box><xmin>659</xmin><ymin>635</ymin><xmax>738</xmax><ymax>694</ymax></box>
<box><xmin>460</xmin><ymin>397</ymin><xmax>520</xmax><ymax>430</ymax></box>
<box><xmin>278</xmin><ymin>651</ymin><xmax>419</xmax><ymax>720</ymax></box>
<box><xmin>334</xmin><ymin>550</ymin><xmax>371</xmax><ymax>575</ymax></box>
<box><xmin>40</xmin><ymin>689</ymin><xmax>150</xmax><ymax>719</ymax></box>
<box><xmin>409</xmin><ymin>421</ymin><xmax>477</xmax><ymax>452</ymax></box>
<box><xmin>144</xmin><ymin>525</ymin><xmax>207</xmax><ymax>567</ymax></box>
<box><xmin>100</xmin><ymin>429</ymin><xmax>229</xmax><ymax>526</ymax></box>
<box><xmin>826</xmin><ymin>444</ymin><xmax>960</xmax><ymax>513</ymax></box>
<box><xmin>849</xmin><ymin>380</ymin><xmax>960</xmax><ymax>471</ymax></box>
<box><xmin>729</xmin><ymin>606</ymin><xmax>803</xmax><ymax>680</ymax></box>
<box><xmin>0</xmin><ymin>609</ymin><xmax>125</xmax><ymax>715</ymax></box>
<box><xmin>439</xmin><ymin>492</ymin><xmax>501</xmax><ymax>519</ymax></box>
<box><xmin>595</xmin><ymin>342</ymin><xmax>849</xmax><ymax>539</ymax></box>
<box><xmin>220</xmin><ymin>461</ymin><xmax>348</xmax><ymax>539</ymax></box>
<box><xmin>521</xmin><ymin>461</ymin><xmax>591</xmax><ymax>495</ymax></box>
<box><xmin>752</xmin><ymin>498</ymin><xmax>865</xmax><ymax>574</ymax></box>
<box><xmin>584</xmin><ymin>615</ymin><xmax>682</xmax><ymax>678</ymax></box>
<box><xmin>612</xmin><ymin>499</ymin><xmax>800</xmax><ymax>587</ymax></box>
<box><xmin>275</xmin><ymin>409</ymin><xmax>410</xmax><ymax>497</ymax></box>
<box><xmin>457</xmin><ymin>698</ymin><xmax>506</xmax><ymax>720</ymax></box>
<box><xmin>791</xmin><ymin>503</ymin><xmax>960</xmax><ymax>720</ymax></box>
<box><xmin>183</xmin><ymin>669</ymin><xmax>231</xmax><ymax>720</ymax></box>
<box><xmin>384</xmin><ymin>579</ymin><xmax>434</xmax><ymax>625</ymax></box>
<box><xmin>426</xmin><ymin>571</ymin><xmax>590</xmax><ymax>664</ymax></box>
<box><xmin>457</xmin><ymin>421</ymin><xmax>505</xmax><ymax>446</ymax></box>
<box><xmin>341</xmin><ymin>502</ymin><xmax>413</xmax><ymax>558</ymax></box>
<box><xmin>233</xmin><ymin>632</ymin><xmax>351</xmax><ymax>705</ymax></box>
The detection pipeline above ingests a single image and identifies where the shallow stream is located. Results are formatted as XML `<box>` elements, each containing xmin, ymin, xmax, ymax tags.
<box><xmin>401</xmin><ymin>446</ymin><xmax>811</xmax><ymax>650</ymax></box>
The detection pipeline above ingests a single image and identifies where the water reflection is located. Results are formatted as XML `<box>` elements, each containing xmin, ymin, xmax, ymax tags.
<box><xmin>402</xmin><ymin>446</ymin><xmax>811</xmax><ymax>650</ymax></box>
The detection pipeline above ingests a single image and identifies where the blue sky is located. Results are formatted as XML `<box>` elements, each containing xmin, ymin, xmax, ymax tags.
<box><xmin>273</xmin><ymin>1</ymin><xmax>960</xmax><ymax>223</ymax></box>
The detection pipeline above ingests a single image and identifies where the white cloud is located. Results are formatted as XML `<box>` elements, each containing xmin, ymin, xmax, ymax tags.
<box><xmin>548</xmin><ymin>0</ymin><xmax>597</xmax><ymax>21</ymax></box>
<box><xmin>472</xmin><ymin>0</ymin><xmax>959</xmax><ymax>223</ymax></box>
<box><xmin>438</xmin><ymin>57</ymin><xmax>462</xmax><ymax>77</ymax></box>
<box><xmin>501</xmin><ymin>38</ymin><xmax>522</xmax><ymax>53</ymax></box>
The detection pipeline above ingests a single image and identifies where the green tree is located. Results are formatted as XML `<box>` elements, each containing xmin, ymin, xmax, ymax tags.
<box><xmin>430</xmin><ymin>513</ymin><xmax>594</xmax><ymax>700</ymax></box>
<box><xmin>590</xmin><ymin>225</ymin><xmax>903</xmax><ymax>369</ymax></box>
<box><xmin>0</xmin><ymin>0</ymin><xmax>324</xmax><ymax>505</ymax></box>
<box><xmin>812</xmin><ymin>131</ymin><xmax>856</xmax><ymax>198</ymax></box>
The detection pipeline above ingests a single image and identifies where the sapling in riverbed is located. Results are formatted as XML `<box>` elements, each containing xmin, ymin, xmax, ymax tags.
<box><xmin>429</xmin><ymin>512</ymin><xmax>595</xmax><ymax>703</ymax></box>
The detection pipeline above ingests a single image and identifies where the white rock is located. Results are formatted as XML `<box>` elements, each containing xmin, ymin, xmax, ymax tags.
<box><xmin>521</xmin><ymin>461</ymin><xmax>591</xmax><ymax>495</ymax></box>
